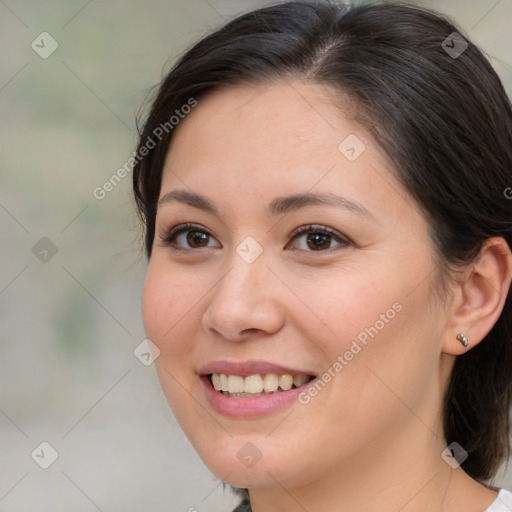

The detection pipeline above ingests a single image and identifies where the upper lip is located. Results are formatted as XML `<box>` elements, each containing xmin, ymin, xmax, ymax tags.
<box><xmin>199</xmin><ymin>360</ymin><xmax>316</xmax><ymax>377</ymax></box>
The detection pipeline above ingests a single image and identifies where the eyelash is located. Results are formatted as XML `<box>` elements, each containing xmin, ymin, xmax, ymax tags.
<box><xmin>158</xmin><ymin>222</ymin><xmax>351</xmax><ymax>253</ymax></box>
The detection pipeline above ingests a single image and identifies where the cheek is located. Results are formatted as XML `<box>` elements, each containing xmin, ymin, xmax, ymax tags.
<box><xmin>141</xmin><ymin>260</ymin><xmax>199</xmax><ymax>355</ymax></box>
<box><xmin>292</xmin><ymin>264</ymin><xmax>440</xmax><ymax>420</ymax></box>
<box><xmin>288</xmin><ymin>266</ymin><xmax>399</xmax><ymax>354</ymax></box>
<box><xmin>142</xmin><ymin>266</ymin><xmax>170</xmax><ymax>349</ymax></box>
<box><xmin>141</xmin><ymin>261</ymin><xmax>205</xmax><ymax>417</ymax></box>
<box><xmin>296</xmin><ymin>253</ymin><xmax>440</xmax><ymax>363</ymax></box>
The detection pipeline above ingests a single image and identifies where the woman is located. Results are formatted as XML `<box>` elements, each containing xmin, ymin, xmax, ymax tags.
<box><xmin>132</xmin><ymin>2</ymin><xmax>512</xmax><ymax>510</ymax></box>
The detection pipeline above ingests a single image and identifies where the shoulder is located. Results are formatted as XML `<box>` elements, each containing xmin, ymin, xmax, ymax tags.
<box><xmin>485</xmin><ymin>488</ymin><xmax>512</xmax><ymax>511</ymax></box>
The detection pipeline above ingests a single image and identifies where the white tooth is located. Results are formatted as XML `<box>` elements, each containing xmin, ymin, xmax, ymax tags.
<box><xmin>293</xmin><ymin>375</ymin><xmax>309</xmax><ymax>387</ymax></box>
<box><xmin>227</xmin><ymin>375</ymin><xmax>244</xmax><ymax>393</ymax></box>
<box><xmin>219</xmin><ymin>374</ymin><xmax>228</xmax><ymax>392</ymax></box>
<box><xmin>244</xmin><ymin>374</ymin><xmax>264</xmax><ymax>393</ymax></box>
<box><xmin>279</xmin><ymin>374</ymin><xmax>293</xmax><ymax>391</ymax></box>
<box><xmin>263</xmin><ymin>373</ymin><xmax>279</xmax><ymax>392</ymax></box>
<box><xmin>211</xmin><ymin>373</ymin><xmax>221</xmax><ymax>391</ymax></box>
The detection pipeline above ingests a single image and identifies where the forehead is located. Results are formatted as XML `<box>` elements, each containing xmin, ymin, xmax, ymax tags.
<box><xmin>166</xmin><ymin>81</ymin><xmax>351</xmax><ymax>166</ymax></box>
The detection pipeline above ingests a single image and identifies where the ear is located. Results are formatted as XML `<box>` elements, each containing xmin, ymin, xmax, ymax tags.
<box><xmin>443</xmin><ymin>237</ymin><xmax>512</xmax><ymax>355</ymax></box>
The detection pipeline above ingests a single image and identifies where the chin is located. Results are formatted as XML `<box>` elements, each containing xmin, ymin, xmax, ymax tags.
<box><xmin>189</xmin><ymin>433</ymin><xmax>312</xmax><ymax>490</ymax></box>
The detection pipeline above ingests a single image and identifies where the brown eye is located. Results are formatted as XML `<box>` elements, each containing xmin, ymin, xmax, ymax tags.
<box><xmin>160</xmin><ymin>223</ymin><xmax>221</xmax><ymax>251</ymax></box>
<box><xmin>288</xmin><ymin>225</ymin><xmax>350</xmax><ymax>252</ymax></box>
<box><xmin>186</xmin><ymin>230</ymin><xmax>210</xmax><ymax>248</ymax></box>
<box><xmin>305</xmin><ymin>233</ymin><xmax>333</xmax><ymax>250</ymax></box>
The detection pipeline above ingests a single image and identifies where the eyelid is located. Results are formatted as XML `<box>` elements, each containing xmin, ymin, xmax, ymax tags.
<box><xmin>287</xmin><ymin>224</ymin><xmax>352</xmax><ymax>246</ymax></box>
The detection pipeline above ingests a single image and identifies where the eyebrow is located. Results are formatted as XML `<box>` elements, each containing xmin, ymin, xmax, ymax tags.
<box><xmin>158</xmin><ymin>189</ymin><xmax>376</xmax><ymax>221</ymax></box>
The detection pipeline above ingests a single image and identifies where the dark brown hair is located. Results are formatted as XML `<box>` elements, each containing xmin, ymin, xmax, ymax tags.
<box><xmin>132</xmin><ymin>0</ymin><xmax>512</xmax><ymax>506</ymax></box>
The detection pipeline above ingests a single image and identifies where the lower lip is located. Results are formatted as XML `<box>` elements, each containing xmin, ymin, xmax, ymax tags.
<box><xmin>200</xmin><ymin>376</ymin><xmax>313</xmax><ymax>418</ymax></box>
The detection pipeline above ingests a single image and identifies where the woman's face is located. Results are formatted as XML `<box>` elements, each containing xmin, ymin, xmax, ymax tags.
<box><xmin>142</xmin><ymin>81</ymin><xmax>453</xmax><ymax>489</ymax></box>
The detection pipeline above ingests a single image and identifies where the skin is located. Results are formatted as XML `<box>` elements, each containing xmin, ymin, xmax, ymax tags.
<box><xmin>142</xmin><ymin>80</ymin><xmax>512</xmax><ymax>512</ymax></box>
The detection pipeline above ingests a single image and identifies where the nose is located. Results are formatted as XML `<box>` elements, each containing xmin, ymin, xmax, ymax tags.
<box><xmin>201</xmin><ymin>249</ymin><xmax>285</xmax><ymax>342</ymax></box>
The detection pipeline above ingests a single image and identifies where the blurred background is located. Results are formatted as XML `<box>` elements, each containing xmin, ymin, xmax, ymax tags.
<box><xmin>1</xmin><ymin>0</ymin><xmax>511</xmax><ymax>510</ymax></box>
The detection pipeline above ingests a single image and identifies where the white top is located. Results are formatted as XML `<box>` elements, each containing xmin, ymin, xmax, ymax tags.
<box><xmin>485</xmin><ymin>489</ymin><xmax>512</xmax><ymax>511</ymax></box>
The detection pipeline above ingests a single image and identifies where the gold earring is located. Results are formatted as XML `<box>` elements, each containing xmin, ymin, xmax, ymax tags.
<box><xmin>457</xmin><ymin>333</ymin><xmax>470</xmax><ymax>348</ymax></box>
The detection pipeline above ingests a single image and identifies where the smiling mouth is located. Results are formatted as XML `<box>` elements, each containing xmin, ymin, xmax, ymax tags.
<box><xmin>208</xmin><ymin>372</ymin><xmax>315</xmax><ymax>397</ymax></box>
